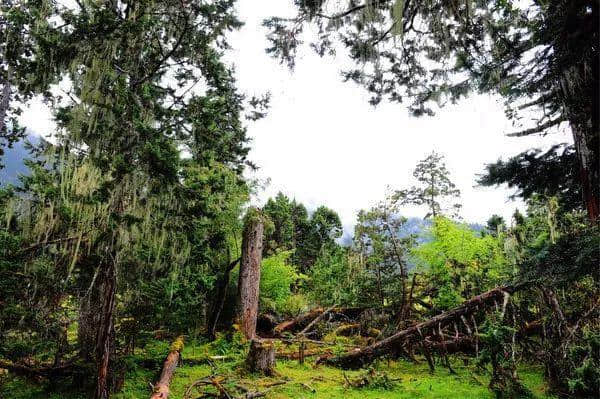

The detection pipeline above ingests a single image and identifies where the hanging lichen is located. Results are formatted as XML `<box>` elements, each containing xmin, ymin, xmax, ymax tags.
<box><xmin>391</xmin><ymin>0</ymin><xmax>405</xmax><ymax>38</ymax></box>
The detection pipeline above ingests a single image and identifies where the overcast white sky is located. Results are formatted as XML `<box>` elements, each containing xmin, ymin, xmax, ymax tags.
<box><xmin>227</xmin><ymin>1</ymin><xmax>571</xmax><ymax>233</ymax></box>
<box><xmin>22</xmin><ymin>0</ymin><xmax>572</xmax><ymax>235</ymax></box>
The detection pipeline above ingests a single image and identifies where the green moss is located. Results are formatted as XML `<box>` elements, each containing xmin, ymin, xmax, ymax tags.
<box><xmin>257</xmin><ymin>360</ymin><xmax>555</xmax><ymax>399</ymax></box>
<box><xmin>1</xmin><ymin>340</ymin><xmax>556</xmax><ymax>399</ymax></box>
<box><xmin>169</xmin><ymin>336</ymin><xmax>185</xmax><ymax>353</ymax></box>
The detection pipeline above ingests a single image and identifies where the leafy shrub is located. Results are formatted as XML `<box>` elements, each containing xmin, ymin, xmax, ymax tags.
<box><xmin>211</xmin><ymin>331</ymin><xmax>246</xmax><ymax>356</ymax></box>
<box><xmin>309</xmin><ymin>245</ymin><xmax>363</xmax><ymax>306</ymax></box>
<box><xmin>413</xmin><ymin>217</ymin><xmax>509</xmax><ymax>311</ymax></box>
<box><xmin>279</xmin><ymin>293</ymin><xmax>308</xmax><ymax>316</ymax></box>
<box><xmin>259</xmin><ymin>251</ymin><xmax>305</xmax><ymax>314</ymax></box>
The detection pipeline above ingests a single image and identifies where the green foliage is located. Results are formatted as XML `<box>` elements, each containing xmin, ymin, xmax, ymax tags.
<box><xmin>566</xmin><ymin>328</ymin><xmax>600</xmax><ymax>396</ymax></box>
<box><xmin>309</xmin><ymin>245</ymin><xmax>363</xmax><ymax>306</ymax></box>
<box><xmin>295</xmin><ymin>205</ymin><xmax>343</xmax><ymax>271</ymax></box>
<box><xmin>262</xmin><ymin>192</ymin><xmax>305</xmax><ymax>255</ymax></box>
<box><xmin>354</xmin><ymin>193</ymin><xmax>415</xmax><ymax>308</ymax></box>
<box><xmin>477</xmin><ymin>313</ymin><xmax>533</xmax><ymax>399</ymax></box>
<box><xmin>1</xmin><ymin>1</ymin><xmax>257</xmax><ymax>394</ymax></box>
<box><xmin>279</xmin><ymin>293</ymin><xmax>309</xmax><ymax>316</ymax></box>
<box><xmin>258</xmin><ymin>251</ymin><xmax>305</xmax><ymax>314</ymax></box>
<box><xmin>413</xmin><ymin>217</ymin><xmax>509</xmax><ymax>310</ymax></box>
<box><xmin>479</xmin><ymin>145</ymin><xmax>582</xmax><ymax>214</ymax></box>
<box><xmin>210</xmin><ymin>331</ymin><xmax>246</xmax><ymax>357</ymax></box>
<box><xmin>262</xmin><ymin>192</ymin><xmax>343</xmax><ymax>272</ymax></box>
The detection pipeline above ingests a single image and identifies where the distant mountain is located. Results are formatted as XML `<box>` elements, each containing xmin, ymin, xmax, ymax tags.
<box><xmin>340</xmin><ymin>216</ymin><xmax>486</xmax><ymax>248</ymax></box>
<box><xmin>400</xmin><ymin>217</ymin><xmax>431</xmax><ymax>241</ymax></box>
<box><xmin>339</xmin><ymin>216</ymin><xmax>431</xmax><ymax>247</ymax></box>
<box><xmin>0</xmin><ymin>136</ymin><xmax>39</xmax><ymax>187</ymax></box>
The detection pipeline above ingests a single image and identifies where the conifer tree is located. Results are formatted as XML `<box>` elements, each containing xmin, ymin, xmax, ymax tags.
<box><xmin>395</xmin><ymin>151</ymin><xmax>461</xmax><ymax>219</ymax></box>
<box><xmin>3</xmin><ymin>1</ymin><xmax>257</xmax><ymax>397</ymax></box>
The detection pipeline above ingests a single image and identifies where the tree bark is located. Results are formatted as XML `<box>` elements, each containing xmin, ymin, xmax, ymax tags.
<box><xmin>570</xmin><ymin>122</ymin><xmax>599</xmax><ymax>222</ymax></box>
<box><xmin>558</xmin><ymin>55</ymin><xmax>599</xmax><ymax>222</ymax></box>
<box><xmin>237</xmin><ymin>210</ymin><xmax>264</xmax><ymax>340</ymax></box>
<box><xmin>246</xmin><ymin>339</ymin><xmax>275</xmax><ymax>375</ymax></box>
<box><xmin>150</xmin><ymin>336</ymin><xmax>184</xmax><ymax>399</ymax></box>
<box><xmin>0</xmin><ymin>68</ymin><xmax>11</xmax><ymax>135</ymax></box>
<box><xmin>94</xmin><ymin>262</ymin><xmax>117</xmax><ymax>399</ymax></box>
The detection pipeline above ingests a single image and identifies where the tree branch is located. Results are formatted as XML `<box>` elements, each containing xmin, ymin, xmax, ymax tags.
<box><xmin>316</xmin><ymin>4</ymin><xmax>367</xmax><ymax>20</ymax></box>
<box><xmin>133</xmin><ymin>10</ymin><xmax>189</xmax><ymax>87</ymax></box>
<box><xmin>506</xmin><ymin>117</ymin><xmax>566</xmax><ymax>137</ymax></box>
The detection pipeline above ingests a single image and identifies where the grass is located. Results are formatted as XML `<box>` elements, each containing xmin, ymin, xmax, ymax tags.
<box><xmin>0</xmin><ymin>338</ymin><xmax>556</xmax><ymax>399</ymax></box>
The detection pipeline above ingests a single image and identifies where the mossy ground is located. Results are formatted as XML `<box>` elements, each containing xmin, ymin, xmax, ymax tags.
<box><xmin>0</xmin><ymin>338</ymin><xmax>556</xmax><ymax>399</ymax></box>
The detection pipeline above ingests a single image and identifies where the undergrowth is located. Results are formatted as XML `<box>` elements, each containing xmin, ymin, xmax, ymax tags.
<box><xmin>0</xmin><ymin>338</ymin><xmax>557</xmax><ymax>399</ymax></box>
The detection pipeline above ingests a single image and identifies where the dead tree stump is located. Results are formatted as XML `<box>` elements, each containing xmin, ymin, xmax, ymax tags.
<box><xmin>246</xmin><ymin>339</ymin><xmax>275</xmax><ymax>375</ymax></box>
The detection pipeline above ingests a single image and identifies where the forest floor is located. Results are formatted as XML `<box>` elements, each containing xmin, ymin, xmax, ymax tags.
<box><xmin>1</xmin><ymin>337</ymin><xmax>556</xmax><ymax>399</ymax></box>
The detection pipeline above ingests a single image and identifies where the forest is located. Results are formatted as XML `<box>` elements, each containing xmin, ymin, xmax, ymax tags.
<box><xmin>0</xmin><ymin>1</ymin><xmax>598</xmax><ymax>399</ymax></box>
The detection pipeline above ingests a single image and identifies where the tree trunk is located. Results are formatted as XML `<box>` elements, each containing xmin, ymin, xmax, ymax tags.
<box><xmin>0</xmin><ymin>68</ymin><xmax>11</xmax><ymax>135</ymax></box>
<box><xmin>94</xmin><ymin>262</ymin><xmax>117</xmax><ymax>399</ymax></box>
<box><xmin>150</xmin><ymin>336</ymin><xmax>184</xmax><ymax>399</ymax></box>
<box><xmin>558</xmin><ymin>59</ymin><xmax>599</xmax><ymax>222</ymax></box>
<box><xmin>237</xmin><ymin>210</ymin><xmax>264</xmax><ymax>340</ymax></box>
<box><xmin>53</xmin><ymin>317</ymin><xmax>69</xmax><ymax>367</ymax></box>
<box><xmin>246</xmin><ymin>339</ymin><xmax>275</xmax><ymax>375</ymax></box>
<box><xmin>207</xmin><ymin>257</ymin><xmax>240</xmax><ymax>339</ymax></box>
<box><xmin>571</xmin><ymin>122</ymin><xmax>599</xmax><ymax>222</ymax></box>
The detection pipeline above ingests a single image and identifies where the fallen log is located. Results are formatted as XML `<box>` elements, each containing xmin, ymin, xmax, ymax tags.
<box><xmin>274</xmin><ymin>308</ymin><xmax>324</xmax><ymax>335</ymax></box>
<box><xmin>276</xmin><ymin>348</ymin><xmax>330</xmax><ymax>360</ymax></box>
<box><xmin>274</xmin><ymin>307</ymin><xmax>366</xmax><ymax>335</ymax></box>
<box><xmin>299</xmin><ymin>304</ymin><xmax>337</xmax><ymax>336</ymax></box>
<box><xmin>0</xmin><ymin>359</ymin><xmax>75</xmax><ymax>378</ymax></box>
<box><xmin>150</xmin><ymin>336</ymin><xmax>184</xmax><ymax>399</ymax></box>
<box><xmin>322</xmin><ymin>283</ymin><xmax>528</xmax><ymax>369</ymax></box>
<box><xmin>333</xmin><ymin>323</ymin><xmax>361</xmax><ymax>336</ymax></box>
<box><xmin>416</xmin><ymin>321</ymin><xmax>541</xmax><ymax>357</ymax></box>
